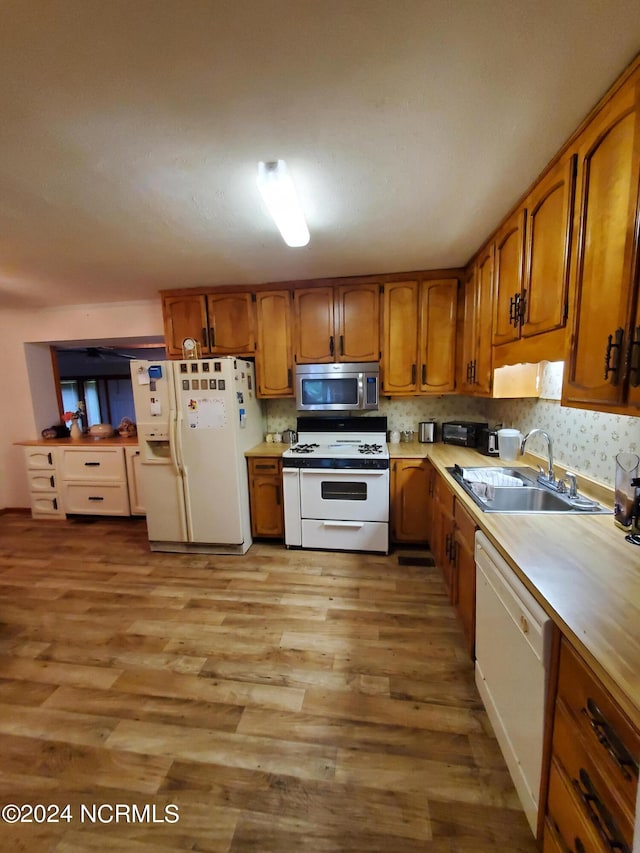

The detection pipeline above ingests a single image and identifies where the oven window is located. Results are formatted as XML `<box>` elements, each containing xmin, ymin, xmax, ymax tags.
<box><xmin>300</xmin><ymin>377</ymin><xmax>358</xmax><ymax>406</ymax></box>
<box><xmin>321</xmin><ymin>481</ymin><xmax>367</xmax><ymax>501</ymax></box>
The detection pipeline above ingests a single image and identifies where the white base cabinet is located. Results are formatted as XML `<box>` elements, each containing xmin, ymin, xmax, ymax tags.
<box><xmin>23</xmin><ymin>444</ymin><xmax>144</xmax><ymax>519</ymax></box>
<box><xmin>23</xmin><ymin>448</ymin><xmax>64</xmax><ymax>519</ymax></box>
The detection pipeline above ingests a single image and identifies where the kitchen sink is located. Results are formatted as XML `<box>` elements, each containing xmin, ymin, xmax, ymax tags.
<box><xmin>447</xmin><ymin>466</ymin><xmax>611</xmax><ymax>514</ymax></box>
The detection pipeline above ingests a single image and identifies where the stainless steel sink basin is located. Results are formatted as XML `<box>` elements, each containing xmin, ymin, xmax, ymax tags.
<box><xmin>482</xmin><ymin>487</ymin><xmax>575</xmax><ymax>512</ymax></box>
<box><xmin>447</xmin><ymin>466</ymin><xmax>611</xmax><ymax>514</ymax></box>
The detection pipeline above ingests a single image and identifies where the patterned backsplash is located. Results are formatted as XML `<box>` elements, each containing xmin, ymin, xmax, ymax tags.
<box><xmin>263</xmin><ymin>362</ymin><xmax>640</xmax><ymax>487</ymax></box>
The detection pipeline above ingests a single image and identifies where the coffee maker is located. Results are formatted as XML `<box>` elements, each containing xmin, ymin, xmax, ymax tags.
<box><xmin>614</xmin><ymin>453</ymin><xmax>640</xmax><ymax>532</ymax></box>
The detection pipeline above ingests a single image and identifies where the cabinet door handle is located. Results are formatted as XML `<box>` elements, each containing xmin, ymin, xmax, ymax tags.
<box><xmin>445</xmin><ymin>532</ymin><xmax>451</xmax><ymax>561</ymax></box>
<box><xmin>53</xmin><ymin>498</ymin><xmax>58</xmax><ymax>510</ymax></box>
<box><xmin>411</xmin><ymin>363</ymin><xmax>417</xmax><ymax>385</ymax></box>
<box><xmin>287</xmin><ymin>368</ymin><xmax>292</xmax><ymax>388</ymax></box>
<box><xmin>47</xmin><ymin>452</ymin><xmax>53</xmax><ymax>465</ymax></box>
<box><xmin>210</xmin><ymin>326</ymin><xmax>215</xmax><ymax>348</ymax></box>
<box><xmin>88</xmin><ymin>496</ymin><xmax>105</xmax><ymax>502</ymax></box>
<box><xmin>329</xmin><ymin>336</ymin><xmax>335</xmax><ymax>356</ymax></box>
<box><xmin>604</xmin><ymin>328</ymin><xmax>624</xmax><ymax>384</ymax></box>
<box><xmin>629</xmin><ymin>326</ymin><xmax>640</xmax><ymax>388</ymax></box>
<box><xmin>84</xmin><ymin>462</ymin><xmax>101</xmax><ymax>467</ymax></box>
<box><xmin>421</xmin><ymin>364</ymin><xmax>426</xmax><ymax>385</ymax></box>
<box><xmin>572</xmin><ymin>768</ymin><xmax>630</xmax><ymax>853</ymax></box>
<box><xmin>201</xmin><ymin>327</ymin><xmax>208</xmax><ymax>347</ymax></box>
<box><xmin>471</xmin><ymin>359</ymin><xmax>477</xmax><ymax>384</ymax></box>
<box><xmin>508</xmin><ymin>293</ymin><xmax>518</xmax><ymax>325</ymax></box>
<box><xmin>50</xmin><ymin>476</ymin><xmax>55</xmax><ymax>488</ymax></box>
<box><xmin>582</xmin><ymin>697</ymin><xmax>639</xmax><ymax>781</ymax></box>
<box><xmin>339</xmin><ymin>335</ymin><xmax>344</xmax><ymax>356</ymax></box>
<box><xmin>519</xmin><ymin>289</ymin><xmax>527</xmax><ymax>324</ymax></box>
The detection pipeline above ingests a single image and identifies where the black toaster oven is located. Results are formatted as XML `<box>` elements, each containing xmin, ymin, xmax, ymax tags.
<box><xmin>441</xmin><ymin>421</ymin><xmax>488</xmax><ymax>448</ymax></box>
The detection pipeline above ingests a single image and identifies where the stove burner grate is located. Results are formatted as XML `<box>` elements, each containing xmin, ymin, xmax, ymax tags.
<box><xmin>358</xmin><ymin>443</ymin><xmax>383</xmax><ymax>455</ymax></box>
<box><xmin>290</xmin><ymin>443</ymin><xmax>320</xmax><ymax>454</ymax></box>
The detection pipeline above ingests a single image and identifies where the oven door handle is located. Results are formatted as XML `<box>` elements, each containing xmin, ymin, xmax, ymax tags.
<box><xmin>320</xmin><ymin>520</ymin><xmax>365</xmax><ymax>528</ymax></box>
<box><xmin>300</xmin><ymin>469</ymin><xmax>388</xmax><ymax>477</ymax></box>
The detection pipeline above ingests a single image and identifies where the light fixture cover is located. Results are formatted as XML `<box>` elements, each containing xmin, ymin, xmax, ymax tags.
<box><xmin>257</xmin><ymin>160</ymin><xmax>310</xmax><ymax>247</ymax></box>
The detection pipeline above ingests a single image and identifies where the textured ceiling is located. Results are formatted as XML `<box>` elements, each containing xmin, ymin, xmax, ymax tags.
<box><xmin>1</xmin><ymin>0</ymin><xmax>640</xmax><ymax>309</ymax></box>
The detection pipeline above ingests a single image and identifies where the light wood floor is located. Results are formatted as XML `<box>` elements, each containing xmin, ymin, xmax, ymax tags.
<box><xmin>0</xmin><ymin>513</ymin><xmax>536</xmax><ymax>852</ymax></box>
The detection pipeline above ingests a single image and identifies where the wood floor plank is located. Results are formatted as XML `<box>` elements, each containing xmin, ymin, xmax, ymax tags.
<box><xmin>0</xmin><ymin>513</ymin><xmax>536</xmax><ymax>851</ymax></box>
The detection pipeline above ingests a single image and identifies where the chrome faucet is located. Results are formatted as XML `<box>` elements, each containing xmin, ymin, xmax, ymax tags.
<box><xmin>520</xmin><ymin>429</ymin><xmax>555</xmax><ymax>485</ymax></box>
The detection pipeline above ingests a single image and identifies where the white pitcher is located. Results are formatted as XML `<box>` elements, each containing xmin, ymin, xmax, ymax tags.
<box><xmin>497</xmin><ymin>428</ymin><xmax>523</xmax><ymax>462</ymax></box>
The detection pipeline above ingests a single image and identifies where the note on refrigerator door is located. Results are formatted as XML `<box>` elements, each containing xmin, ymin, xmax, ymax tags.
<box><xmin>185</xmin><ymin>397</ymin><xmax>227</xmax><ymax>430</ymax></box>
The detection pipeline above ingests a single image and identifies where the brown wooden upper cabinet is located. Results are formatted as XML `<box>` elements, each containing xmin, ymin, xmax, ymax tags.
<box><xmin>254</xmin><ymin>290</ymin><xmax>294</xmax><ymax>397</ymax></box>
<box><xmin>492</xmin><ymin>152</ymin><xmax>576</xmax><ymax>349</ymax></box>
<box><xmin>458</xmin><ymin>250</ymin><xmax>493</xmax><ymax>395</ymax></box>
<box><xmin>382</xmin><ymin>278</ymin><xmax>458</xmax><ymax>395</ymax></box>
<box><xmin>563</xmin><ymin>68</ymin><xmax>640</xmax><ymax>412</ymax></box>
<box><xmin>293</xmin><ymin>283</ymin><xmax>380</xmax><ymax>363</ymax></box>
<box><xmin>162</xmin><ymin>292</ymin><xmax>256</xmax><ymax>357</ymax></box>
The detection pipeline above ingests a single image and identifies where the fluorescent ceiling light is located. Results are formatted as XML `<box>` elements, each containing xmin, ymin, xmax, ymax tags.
<box><xmin>257</xmin><ymin>160</ymin><xmax>310</xmax><ymax>247</ymax></box>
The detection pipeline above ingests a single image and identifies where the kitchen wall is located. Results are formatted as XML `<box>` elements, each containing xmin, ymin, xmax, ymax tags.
<box><xmin>265</xmin><ymin>396</ymin><xmax>490</xmax><ymax>437</ymax></box>
<box><xmin>0</xmin><ymin>300</ymin><xmax>163</xmax><ymax>510</ymax></box>
<box><xmin>488</xmin><ymin>363</ymin><xmax>640</xmax><ymax>487</ymax></box>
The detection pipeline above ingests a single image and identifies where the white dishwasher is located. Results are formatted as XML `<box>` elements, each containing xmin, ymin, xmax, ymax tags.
<box><xmin>474</xmin><ymin>531</ymin><xmax>552</xmax><ymax>837</ymax></box>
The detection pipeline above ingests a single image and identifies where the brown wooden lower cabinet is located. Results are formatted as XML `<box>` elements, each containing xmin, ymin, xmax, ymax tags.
<box><xmin>431</xmin><ymin>470</ymin><xmax>477</xmax><ymax>657</ymax></box>
<box><xmin>390</xmin><ymin>458</ymin><xmax>434</xmax><ymax>544</ymax></box>
<box><xmin>247</xmin><ymin>457</ymin><xmax>283</xmax><ymax>538</ymax></box>
<box><xmin>541</xmin><ymin>637</ymin><xmax>639</xmax><ymax>853</ymax></box>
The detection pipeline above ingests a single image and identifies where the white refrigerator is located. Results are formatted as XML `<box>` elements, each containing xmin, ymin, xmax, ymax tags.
<box><xmin>130</xmin><ymin>357</ymin><xmax>264</xmax><ymax>554</ymax></box>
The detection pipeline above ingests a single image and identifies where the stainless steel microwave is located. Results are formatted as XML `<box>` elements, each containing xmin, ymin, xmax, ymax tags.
<box><xmin>295</xmin><ymin>363</ymin><xmax>379</xmax><ymax>411</ymax></box>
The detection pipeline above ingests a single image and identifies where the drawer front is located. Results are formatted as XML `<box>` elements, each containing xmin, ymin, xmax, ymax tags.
<box><xmin>547</xmin><ymin>759</ymin><xmax>607</xmax><ymax>853</ymax></box>
<box><xmin>542</xmin><ymin>820</ymin><xmax>568</xmax><ymax>853</ymax></box>
<box><xmin>301</xmin><ymin>519</ymin><xmax>388</xmax><ymax>553</ymax></box>
<box><xmin>557</xmin><ymin>639</ymin><xmax>639</xmax><ymax>811</ymax></box>
<box><xmin>552</xmin><ymin>700</ymin><xmax>633</xmax><ymax>847</ymax></box>
<box><xmin>62</xmin><ymin>483</ymin><xmax>130</xmax><ymax>515</ymax></box>
<box><xmin>31</xmin><ymin>495</ymin><xmax>64</xmax><ymax>518</ymax></box>
<box><xmin>28</xmin><ymin>472</ymin><xmax>58</xmax><ymax>492</ymax></box>
<box><xmin>24</xmin><ymin>448</ymin><xmax>57</xmax><ymax>470</ymax></box>
<box><xmin>60</xmin><ymin>448</ymin><xmax>126</xmax><ymax>481</ymax></box>
<box><xmin>249</xmin><ymin>458</ymin><xmax>281</xmax><ymax>475</ymax></box>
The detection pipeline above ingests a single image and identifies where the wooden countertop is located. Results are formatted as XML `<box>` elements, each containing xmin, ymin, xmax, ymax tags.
<box><xmin>245</xmin><ymin>439</ymin><xmax>639</xmax><ymax>729</ymax></box>
<box><xmin>17</xmin><ymin>436</ymin><xmax>139</xmax><ymax>447</ymax></box>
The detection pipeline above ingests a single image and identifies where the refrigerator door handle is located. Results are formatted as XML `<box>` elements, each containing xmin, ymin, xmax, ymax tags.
<box><xmin>169</xmin><ymin>409</ymin><xmax>183</xmax><ymax>476</ymax></box>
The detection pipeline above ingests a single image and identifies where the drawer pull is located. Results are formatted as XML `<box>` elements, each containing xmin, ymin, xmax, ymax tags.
<box><xmin>520</xmin><ymin>615</ymin><xmax>529</xmax><ymax>634</ymax></box>
<box><xmin>50</xmin><ymin>476</ymin><xmax>55</xmax><ymax>488</ymax></box>
<box><xmin>573</xmin><ymin>768</ymin><xmax>630</xmax><ymax>853</ymax></box>
<box><xmin>88</xmin><ymin>496</ymin><xmax>105</xmax><ymax>502</ymax></box>
<box><xmin>84</xmin><ymin>462</ymin><xmax>101</xmax><ymax>467</ymax></box>
<box><xmin>48</xmin><ymin>452</ymin><xmax>53</xmax><ymax>465</ymax></box>
<box><xmin>583</xmin><ymin>698</ymin><xmax>639</xmax><ymax>781</ymax></box>
<box><xmin>53</xmin><ymin>498</ymin><xmax>57</xmax><ymax>510</ymax></box>
<box><xmin>255</xmin><ymin>464</ymin><xmax>273</xmax><ymax>470</ymax></box>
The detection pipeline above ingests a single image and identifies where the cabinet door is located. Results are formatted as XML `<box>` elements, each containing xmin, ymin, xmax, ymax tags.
<box><xmin>334</xmin><ymin>283</ymin><xmax>380</xmax><ymax>362</ymax></box>
<box><xmin>474</xmin><ymin>245</ymin><xmax>494</xmax><ymax>394</ymax></box>
<box><xmin>162</xmin><ymin>294</ymin><xmax>208</xmax><ymax>356</ymax></box>
<box><xmin>492</xmin><ymin>209</ymin><xmax>526</xmax><ymax>347</ymax></box>
<box><xmin>453</xmin><ymin>500</ymin><xmax>477</xmax><ymax>658</ymax></box>
<box><xmin>563</xmin><ymin>75</ymin><xmax>640</xmax><ymax>408</ymax></box>
<box><xmin>255</xmin><ymin>290</ymin><xmax>294</xmax><ymax>397</ymax></box>
<box><xmin>390</xmin><ymin>459</ymin><xmax>432</xmax><ymax>543</ymax></box>
<box><xmin>457</xmin><ymin>266</ymin><xmax>478</xmax><ymax>394</ymax></box>
<box><xmin>626</xmin><ymin>308</ymin><xmax>640</xmax><ymax>411</ymax></box>
<box><xmin>522</xmin><ymin>154</ymin><xmax>576</xmax><ymax>339</ymax></box>
<box><xmin>382</xmin><ymin>280</ymin><xmax>420</xmax><ymax>394</ymax></box>
<box><xmin>248</xmin><ymin>459</ymin><xmax>283</xmax><ymax>537</ymax></box>
<box><xmin>419</xmin><ymin>279</ymin><xmax>457</xmax><ymax>393</ymax></box>
<box><xmin>206</xmin><ymin>293</ymin><xmax>255</xmax><ymax>355</ymax></box>
<box><xmin>432</xmin><ymin>473</ymin><xmax>455</xmax><ymax>599</ymax></box>
<box><xmin>293</xmin><ymin>287</ymin><xmax>335</xmax><ymax>363</ymax></box>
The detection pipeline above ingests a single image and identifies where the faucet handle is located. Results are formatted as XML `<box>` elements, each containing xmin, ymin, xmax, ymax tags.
<box><xmin>565</xmin><ymin>472</ymin><xmax>578</xmax><ymax>498</ymax></box>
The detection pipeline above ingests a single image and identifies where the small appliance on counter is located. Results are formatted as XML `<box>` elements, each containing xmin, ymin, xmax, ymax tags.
<box><xmin>441</xmin><ymin>421</ymin><xmax>488</xmax><ymax>448</ymax></box>
<box><xmin>477</xmin><ymin>425</ymin><xmax>501</xmax><ymax>457</ymax></box>
<box><xmin>418</xmin><ymin>421</ymin><xmax>437</xmax><ymax>443</ymax></box>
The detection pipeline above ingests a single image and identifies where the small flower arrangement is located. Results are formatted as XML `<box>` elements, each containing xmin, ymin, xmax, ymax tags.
<box><xmin>62</xmin><ymin>402</ymin><xmax>85</xmax><ymax>423</ymax></box>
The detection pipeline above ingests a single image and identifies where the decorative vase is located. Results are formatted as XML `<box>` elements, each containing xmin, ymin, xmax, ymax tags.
<box><xmin>70</xmin><ymin>419</ymin><xmax>83</xmax><ymax>440</ymax></box>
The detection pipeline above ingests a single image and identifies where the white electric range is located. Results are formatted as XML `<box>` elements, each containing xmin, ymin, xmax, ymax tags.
<box><xmin>282</xmin><ymin>416</ymin><xmax>389</xmax><ymax>553</ymax></box>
